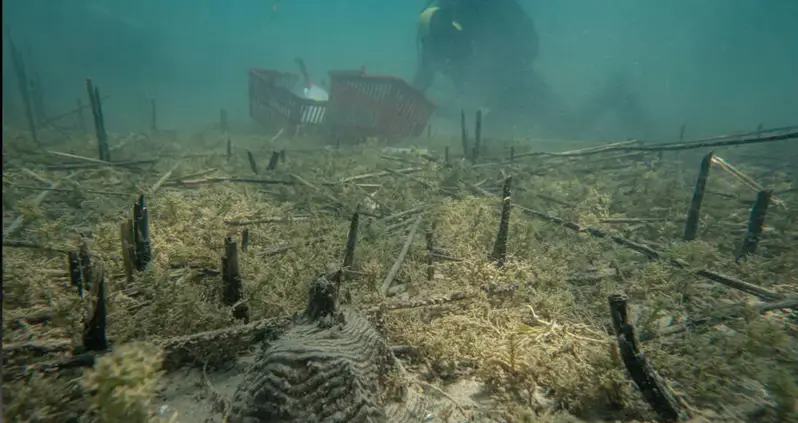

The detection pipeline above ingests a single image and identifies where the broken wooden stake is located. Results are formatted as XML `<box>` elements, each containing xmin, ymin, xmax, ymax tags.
<box><xmin>426</xmin><ymin>223</ymin><xmax>435</xmax><ymax>281</ymax></box>
<box><xmin>6</xmin><ymin>30</ymin><xmax>39</xmax><ymax>144</ymax></box>
<box><xmin>86</xmin><ymin>78</ymin><xmax>110</xmax><ymax>161</ymax></box>
<box><xmin>427</xmin><ymin>123</ymin><xmax>432</xmax><ymax>140</ymax></box>
<box><xmin>509</xmin><ymin>146</ymin><xmax>515</xmax><ymax>163</ymax></box>
<box><xmin>279</xmin><ymin>149</ymin><xmax>286</xmax><ymax>163</ymax></box>
<box><xmin>222</xmin><ymin>236</ymin><xmax>248</xmax><ymax>323</ymax></box>
<box><xmin>608</xmin><ymin>294</ymin><xmax>689</xmax><ymax>422</ymax></box>
<box><xmin>267</xmin><ymin>151</ymin><xmax>280</xmax><ymax>170</ymax></box>
<box><xmin>82</xmin><ymin>264</ymin><xmax>108</xmax><ymax>352</ymax></box>
<box><xmin>342</xmin><ymin>210</ymin><xmax>359</xmax><ymax>273</ymax></box>
<box><xmin>683</xmin><ymin>152</ymin><xmax>713</xmax><ymax>241</ymax></box>
<box><xmin>68</xmin><ymin>251</ymin><xmax>83</xmax><ymax>296</ymax></box>
<box><xmin>133</xmin><ymin>194</ymin><xmax>152</xmax><ymax>271</ymax></box>
<box><xmin>381</xmin><ymin>215</ymin><xmax>423</xmax><ymax>296</ymax></box>
<box><xmin>78</xmin><ymin>237</ymin><xmax>93</xmax><ymax>294</ymax></box>
<box><xmin>490</xmin><ymin>176</ymin><xmax>512</xmax><ymax>268</ymax></box>
<box><xmin>226</xmin><ymin>137</ymin><xmax>232</xmax><ymax>162</ymax></box>
<box><xmin>241</xmin><ymin>229</ymin><xmax>250</xmax><ymax>252</ymax></box>
<box><xmin>444</xmin><ymin>146</ymin><xmax>450</xmax><ymax>167</ymax></box>
<box><xmin>736</xmin><ymin>190</ymin><xmax>772</xmax><ymax>262</ymax></box>
<box><xmin>247</xmin><ymin>150</ymin><xmax>259</xmax><ymax>175</ymax></box>
<box><xmin>678</xmin><ymin>124</ymin><xmax>686</xmax><ymax>143</ymax></box>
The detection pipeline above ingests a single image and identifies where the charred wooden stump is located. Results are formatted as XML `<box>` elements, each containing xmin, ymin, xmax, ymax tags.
<box><xmin>247</xmin><ymin>150</ymin><xmax>259</xmax><ymax>175</ymax></box>
<box><xmin>736</xmin><ymin>190</ymin><xmax>773</xmax><ymax>262</ymax></box>
<box><xmin>342</xmin><ymin>211</ymin><xmax>359</xmax><ymax>283</ymax></box>
<box><xmin>67</xmin><ymin>251</ymin><xmax>83</xmax><ymax>296</ymax></box>
<box><xmin>82</xmin><ymin>265</ymin><xmax>108</xmax><ymax>352</ymax></box>
<box><xmin>426</xmin><ymin>224</ymin><xmax>435</xmax><ymax>281</ymax></box>
<box><xmin>222</xmin><ymin>236</ymin><xmax>249</xmax><ymax>323</ymax></box>
<box><xmin>133</xmin><ymin>195</ymin><xmax>152</xmax><ymax>271</ymax></box>
<box><xmin>683</xmin><ymin>152</ymin><xmax>713</xmax><ymax>241</ymax></box>
<box><xmin>241</xmin><ymin>228</ymin><xmax>250</xmax><ymax>252</ymax></box>
<box><xmin>608</xmin><ymin>294</ymin><xmax>688</xmax><ymax>422</ymax></box>
<box><xmin>266</xmin><ymin>151</ymin><xmax>280</xmax><ymax>171</ymax></box>
<box><xmin>490</xmin><ymin>176</ymin><xmax>512</xmax><ymax>268</ymax></box>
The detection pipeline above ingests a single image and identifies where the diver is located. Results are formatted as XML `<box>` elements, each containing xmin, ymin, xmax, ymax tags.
<box><xmin>413</xmin><ymin>0</ymin><xmax>647</xmax><ymax>137</ymax></box>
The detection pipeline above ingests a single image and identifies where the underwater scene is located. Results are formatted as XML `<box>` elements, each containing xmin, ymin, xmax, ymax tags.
<box><xmin>2</xmin><ymin>1</ymin><xmax>797</xmax><ymax>422</ymax></box>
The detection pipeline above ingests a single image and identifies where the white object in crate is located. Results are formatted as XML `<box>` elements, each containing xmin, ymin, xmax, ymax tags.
<box><xmin>299</xmin><ymin>84</ymin><xmax>329</xmax><ymax>102</ymax></box>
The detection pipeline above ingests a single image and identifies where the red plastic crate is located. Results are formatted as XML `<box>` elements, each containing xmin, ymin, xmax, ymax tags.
<box><xmin>248</xmin><ymin>68</ymin><xmax>327</xmax><ymax>136</ymax></box>
<box><xmin>326</xmin><ymin>70</ymin><xmax>435</xmax><ymax>140</ymax></box>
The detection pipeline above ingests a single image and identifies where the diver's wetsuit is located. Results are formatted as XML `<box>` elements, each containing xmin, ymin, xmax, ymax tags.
<box><xmin>413</xmin><ymin>0</ymin><xmax>647</xmax><ymax>137</ymax></box>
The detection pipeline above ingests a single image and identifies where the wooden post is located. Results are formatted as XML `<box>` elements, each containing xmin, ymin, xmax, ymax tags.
<box><xmin>83</xmin><ymin>265</ymin><xmax>108</xmax><ymax>352</ymax></box>
<box><xmin>683</xmin><ymin>152</ymin><xmax>713</xmax><ymax>241</ymax></box>
<box><xmin>86</xmin><ymin>79</ymin><xmax>109</xmax><ymax>161</ymax></box>
<box><xmin>608</xmin><ymin>294</ymin><xmax>688</xmax><ymax>422</ymax></box>
<box><xmin>267</xmin><ymin>151</ymin><xmax>280</xmax><ymax>170</ymax></box>
<box><xmin>133</xmin><ymin>195</ymin><xmax>152</xmax><ymax>271</ymax></box>
<box><xmin>247</xmin><ymin>151</ymin><xmax>259</xmax><ymax>175</ymax></box>
<box><xmin>222</xmin><ymin>236</ymin><xmax>248</xmax><ymax>322</ymax></box>
<box><xmin>6</xmin><ymin>30</ymin><xmax>39</xmax><ymax>144</ymax></box>
<box><xmin>490</xmin><ymin>176</ymin><xmax>512</xmax><ymax>268</ymax></box>
<box><xmin>736</xmin><ymin>190</ymin><xmax>772</xmax><ymax>262</ymax></box>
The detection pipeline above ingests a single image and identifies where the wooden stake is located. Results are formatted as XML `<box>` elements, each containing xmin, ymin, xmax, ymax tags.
<box><xmin>247</xmin><ymin>150</ymin><xmax>259</xmax><ymax>175</ymax></box>
<box><xmin>426</xmin><ymin>224</ymin><xmax>435</xmax><ymax>281</ymax></box>
<box><xmin>83</xmin><ymin>264</ymin><xmax>108</xmax><ymax>352</ymax></box>
<box><xmin>222</xmin><ymin>236</ymin><xmax>248</xmax><ymax>323</ymax></box>
<box><xmin>608</xmin><ymin>294</ymin><xmax>689</xmax><ymax>422</ymax></box>
<box><xmin>86</xmin><ymin>79</ymin><xmax>109</xmax><ymax>161</ymax></box>
<box><xmin>683</xmin><ymin>152</ymin><xmax>713</xmax><ymax>241</ymax></box>
<box><xmin>6</xmin><ymin>29</ymin><xmax>39</xmax><ymax>144</ymax></box>
<box><xmin>736</xmin><ymin>190</ymin><xmax>773</xmax><ymax>262</ymax></box>
<box><xmin>490</xmin><ymin>176</ymin><xmax>512</xmax><ymax>268</ymax></box>
<box><xmin>133</xmin><ymin>195</ymin><xmax>152</xmax><ymax>271</ymax></box>
<box><xmin>267</xmin><ymin>151</ymin><xmax>280</xmax><ymax>170</ymax></box>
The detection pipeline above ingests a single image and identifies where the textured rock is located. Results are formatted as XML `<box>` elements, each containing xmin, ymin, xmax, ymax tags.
<box><xmin>230</xmin><ymin>275</ymin><xmax>399</xmax><ymax>423</ymax></box>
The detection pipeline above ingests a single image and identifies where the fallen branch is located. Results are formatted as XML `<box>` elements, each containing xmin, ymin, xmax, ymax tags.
<box><xmin>609</xmin><ymin>294</ymin><xmax>690</xmax><ymax>422</ymax></box>
<box><xmin>3</xmin><ymin>170</ymin><xmax>84</xmax><ymax>241</ymax></box>
<box><xmin>223</xmin><ymin>216</ymin><xmax>309</xmax><ymax>226</ymax></box>
<box><xmin>149</xmin><ymin>163</ymin><xmax>180</xmax><ymax>194</ymax></box>
<box><xmin>338</xmin><ymin>167</ymin><xmax>422</xmax><ymax>184</ymax></box>
<box><xmin>176</xmin><ymin>176</ymin><xmax>293</xmax><ymax>186</ymax></box>
<box><xmin>642</xmin><ymin>298</ymin><xmax>798</xmax><ymax>341</ymax></box>
<box><xmin>380</xmin><ymin>215</ymin><xmax>423</xmax><ymax>296</ymax></box>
